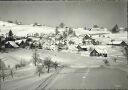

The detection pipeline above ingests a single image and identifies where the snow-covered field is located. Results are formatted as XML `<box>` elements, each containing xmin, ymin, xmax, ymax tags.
<box><xmin>0</xmin><ymin>46</ymin><xmax>125</xmax><ymax>69</ymax></box>
<box><xmin>0</xmin><ymin>21</ymin><xmax>111</xmax><ymax>37</ymax></box>
<box><xmin>0</xmin><ymin>21</ymin><xmax>55</xmax><ymax>37</ymax></box>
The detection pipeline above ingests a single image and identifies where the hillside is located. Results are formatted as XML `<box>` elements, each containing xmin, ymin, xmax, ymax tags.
<box><xmin>0</xmin><ymin>21</ymin><xmax>55</xmax><ymax>37</ymax></box>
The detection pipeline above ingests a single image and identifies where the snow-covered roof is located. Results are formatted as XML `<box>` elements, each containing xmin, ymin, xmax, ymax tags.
<box><xmin>29</xmin><ymin>37</ymin><xmax>40</xmax><ymax>41</ymax></box>
<box><xmin>15</xmin><ymin>40</ymin><xmax>23</xmax><ymax>44</ymax></box>
<box><xmin>94</xmin><ymin>48</ymin><xmax>107</xmax><ymax>54</ymax></box>
<box><xmin>15</xmin><ymin>39</ymin><xmax>26</xmax><ymax>44</ymax></box>
<box><xmin>80</xmin><ymin>46</ymin><xmax>88</xmax><ymax>48</ymax></box>
<box><xmin>6</xmin><ymin>41</ymin><xmax>19</xmax><ymax>48</ymax></box>
<box><xmin>108</xmin><ymin>40</ymin><xmax>123</xmax><ymax>44</ymax></box>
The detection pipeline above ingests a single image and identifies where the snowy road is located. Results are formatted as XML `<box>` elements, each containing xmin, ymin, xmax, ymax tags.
<box><xmin>44</xmin><ymin>67</ymin><xmax>128</xmax><ymax>89</ymax></box>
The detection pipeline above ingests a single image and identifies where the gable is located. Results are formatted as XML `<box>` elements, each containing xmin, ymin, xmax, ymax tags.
<box><xmin>91</xmin><ymin>49</ymin><xmax>99</xmax><ymax>54</ymax></box>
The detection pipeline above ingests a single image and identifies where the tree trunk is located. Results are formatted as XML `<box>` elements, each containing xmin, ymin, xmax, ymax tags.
<box><xmin>47</xmin><ymin>67</ymin><xmax>50</xmax><ymax>73</ymax></box>
<box><xmin>10</xmin><ymin>70</ymin><xmax>13</xmax><ymax>78</ymax></box>
<box><xmin>39</xmin><ymin>72</ymin><xmax>40</xmax><ymax>77</ymax></box>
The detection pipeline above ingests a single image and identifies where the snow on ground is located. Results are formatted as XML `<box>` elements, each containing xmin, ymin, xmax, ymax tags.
<box><xmin>0</xmin><ymin>21</ymin><xmax>16</xmax><ymax>27</ymax></box>
<box><xmin>1</xmin><ymin>48</ymin><xmax>127</xmax><ymax>90</ymax></box>
<box><xmin>47</xmin><ymin>50</ymin><xmax>105</xmax><ymax>67</ymax></box>
<box><xmin>1</xmin><ymin>67</ymin><xmax>53</xmax><ymax>90</ymax></box>
<box><xmin>91</xmin><ymin>31</ymin><xmax>127</xmax><ymax>44</ymax></box>
<box><xmin>106</xmin><ymin>31</ymin><xmax>127</xmax><ymax>42</ymax></box>
<box><xmin>0</xmin><ymin>44</ymin><xmax>125</xmax><ymax>69</ymax></box>
<box><xmin>0</xmin><ymin>49</ymin><xmax>33</xmax><ymax>68</ymax></box>
<box><xmin>74</xmin><ymin>28</ymin><xmax>110</xmax><ymax>36</ymax></box>
<box><xmin>0</xmin><ymin>21</ymin><xmax>55</xmax><ymax>37</ymax></box>
<box><xmin>0</xmin><ymin>21</ymin><xmax>127</xmax><ymax>90</ymax></box>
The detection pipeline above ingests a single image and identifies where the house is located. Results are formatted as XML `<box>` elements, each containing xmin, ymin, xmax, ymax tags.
<box><xmin>76</xmin><ymin>45</ymin><xmax>87</xmax><ymax>51</ymax></box>
<box><xmin>80</xmin><ymin>46</ymin><xmax>88</xmax><ymax>51</ymax></box>
<box><xmin>57</xmin><ymin>42</ymin><xmax>67</xmax><ymax>50</ymax></box>
<box><xmin>5</xmin><ymin>41</ymin><xmax>19</xmax><ymax>48</ymax></box>
<box><xmin>15</xmin><ymin>39</ymin><xmax>26</xmax><ymax>47</ymax></box>
<box><xmin>28</xmin><ymin>37</ymin><xmax>40</xmax><ymax>42</ymax></box>
<box><xmin>0</xmin><ymin>35</ymin><xmax>5</xmax><ymax>45</ymax></box>
<box><xmin>83</xmin><ymin>34</ymin><xmax>91</xmax><ymax>40</ymax></box>
<box><xmin>82</xmin><ymin>39</ymin><xmax>92</xmax><ymax>45</ymax></box>
<box><xmin>90</xmin><ymin>48</ymin><xmax>107</xmax><ymax>57</ymax></box>
<box><xmin>107</xmin><ymin>41</ymin><xmax>127</xmax><ymax>46</ymax></box>
<box><xmin>120</xmin><ymin>41</ymin><xmax>128</xmax><ymax>46</ymax></box>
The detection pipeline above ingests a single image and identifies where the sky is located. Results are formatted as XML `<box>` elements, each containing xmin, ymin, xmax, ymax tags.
<box><xmin>0</xmin><ymin>0</ymin><xmax>127</xmax><ymax>29</ymax></box>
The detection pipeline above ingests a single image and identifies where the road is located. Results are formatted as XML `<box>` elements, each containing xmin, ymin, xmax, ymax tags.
<box><xmin>43</xmin><ymin>67</ymin><xmax>128</xmax><ymax>89</ymax></box>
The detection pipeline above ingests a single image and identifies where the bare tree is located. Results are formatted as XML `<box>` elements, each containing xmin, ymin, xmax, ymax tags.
<box><xmin>122</xmin><ymin>46</ymin><xmax>128</xmax><ymax>64</ymax></box>
<box><xmin>55</xmin><ymin>26</ymin><xmax>59</xmax><ymax>35</ymax></box>
<box><xmin>59</xmin><ymin>22</ymin><xmax>65</xmax><ymax>28</ymax></box>
<box><xmin>32</xmin><ymin>49</ymin><xmax>39</xmax><ymax>66</ymax></box>
<box><xmin>93</xmin><ymin>25</ymin><xmax>99</xmax><ymax>28</ymax></box>
<box><xmin>111</xmin><ymin>39</ymin><xmax>115</xmax><ymax>44</ymax></box>
<box><xmin>68</xmin><ymin>27</ymin><xmax>73</xmax><ymax>35</ymax></box>
<box><xmin>0</xmin><ymin>59</ymin><xmax>6</xmax><ymax>81</ymax></box>
<box><xmin>44</xmin><ymin>57</ymin><xmax>52</xmax><ymax>73</ymax></box>
<box><xmin>53</xmin><ymin>61</ymin><xmax>58</xmax><ymax>70</ymax></box>
<box><xmin>10</xmin><ymin>68</ymin><xmax>14</xmax><ymax>78</ymax></box>
<box><xmin>36</xmin><ymin>65</ymin><xmax>43</xmax><ymax>77</ymax></box>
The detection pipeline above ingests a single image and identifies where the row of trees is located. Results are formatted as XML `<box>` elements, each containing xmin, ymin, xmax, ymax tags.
<box><xmin>55</xmin><ymin>26</ymin><xmax>76</xmax><ymax>38</ymax></box>
<box><xmin>32</xmin><ymin>49</ymin><xmax>59</xmax><ymax>76</ymax></box>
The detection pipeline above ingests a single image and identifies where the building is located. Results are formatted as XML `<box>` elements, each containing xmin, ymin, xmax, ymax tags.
<box><xmin>5</xmin><ymin>41</ymin><xmax>19</xmax><ymax>48</ymax></box>
<box><xmin>90</xmin><ymin>48</ymin><xmax>107</xmax><ymax>57</ymax></box>
<box><xmin>82</xmin><ymin>39</ymin><xmax>92</xmax><ymax>45</ymax></box>
<box><xmin>15</xmin><ymin>39</ymin><xmax>26</xmax><ymax>47</ymax></box>
<box><xmin>76</xmin><ymin>45</ymin><xmax>88</xmax><ymax>51</ymax></box>
<box><xmin>107</xmin><ymin>40</ymin><xmax>128</xmax><ymax>46</ymax></box>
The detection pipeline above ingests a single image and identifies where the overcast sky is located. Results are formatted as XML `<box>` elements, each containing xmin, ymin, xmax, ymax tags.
<box><xmin>0</xmin><ymin>0</ymin><xmax>127</xmax><ymax>29</ymax></box>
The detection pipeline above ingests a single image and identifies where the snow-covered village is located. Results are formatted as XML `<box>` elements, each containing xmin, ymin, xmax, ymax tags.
<box><xmin>0</xmin><ymin>0</ymin><xmax>128</xmax><ymax>90</ymax></box>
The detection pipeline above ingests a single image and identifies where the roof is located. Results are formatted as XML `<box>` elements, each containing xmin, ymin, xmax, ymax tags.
<box><xmin>15</xmin><ymin>40</ymin><xmax>22</xmax><ymax>44</ymax></box>
<box><xmin>28</xmin><ymin>37</ymin><xmax>40</xmax><ymax>41</ymax></box>
<box><xmin>6</xmin><ymin>41</ymin><xmax>19</xmax><ymax>48</ymax></box>
<box><xmin>80</xmin><ymin>46</ymin><xmax>88</xmax><ymax>48</ymax></box>
<box><xmin>108</xmin><ymin>40</ymin><xmax>127</xmax><ymax>45</ymax></box>
<box><xmin>92</xmin><ymin>48</ymin><xmax>107</xmax><ymax>54</ymax></box>
<box><xmin>15</xmin><ymin>39</ymin><xmax>26</xmax><ymax>44</ymax></box>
